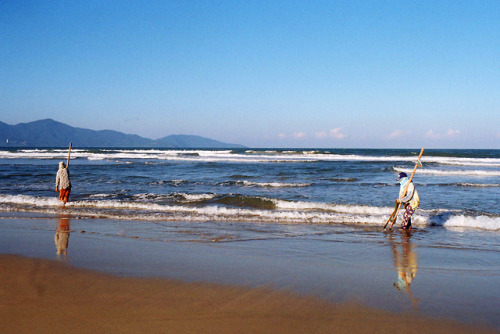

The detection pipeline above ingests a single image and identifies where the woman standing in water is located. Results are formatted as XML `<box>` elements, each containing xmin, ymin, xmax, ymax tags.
<box><xmin>55</xmin><ymin>161</ymin><xmax>71</xmax><ymax>205</ymax></box>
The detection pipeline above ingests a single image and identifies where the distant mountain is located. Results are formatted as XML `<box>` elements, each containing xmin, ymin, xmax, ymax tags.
<box><xmin>155</xmin><ymin>134</ymin><xmax>241</xmax><ymax>149</ymax></box>
<box><xmin>0</xmin><ymin>119</ymin><xmax>245</xmax><ymax>148</ymax></box>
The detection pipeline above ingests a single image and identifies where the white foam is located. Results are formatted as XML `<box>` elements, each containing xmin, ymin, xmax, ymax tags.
<box><xmin>131</xmin><ymin>192</ymin><xmax>217</xmax><ymax>202</ymax></box>
<box><xmin>181</xmin><ymin>193</ymin><xmax>217</xmax><ymax>202</ymax></box>
<box><xmin>424</xmin><ymin>156</ymin><xmax>500</xmax><ymax>167</ymax></box>
<box><xmin>239</xmin><ymin>180</ymin><xmax>312</xmax><ymax>188</ymax></box>
<box><xmin>457</xmin><ymin>183</ymin><xmax>500</xmax><ymax>188</ymax></box>
<box><xmin>273</xmin><ymin>199</ymin><xmax>393</xmax><ymax>215</ymax></box>
<box><xmin>394</xmin><ymin>167</ymin><xmax>500</xmax><ymax>177</ymax></box>
<box><xmin>0</xmin><ymin>194</ymin><xmax>61</xmax><ymax>207</ymax></box>
<box><xmin>442</xmin><ymin>215</ymin><xmax>500</xmax><ymax>231</ymax></box>
<box><xmin>1</xmin><ymin>194</ymin><xmax>498</xmax><ymax>231</ymax></box>
<box><xmin>88</xmin><ymin>193</ymin><xmax>116</xmax><ymax>199</ymax></box>
<box><xmin>2</xmin><ymin>149</ymin><xmax>499</xmax><ymax>168</ymax></box>
<box><xmin>0</xmin><ymin>194</ymin><xmax>389</xmax><ymax>224</ymax></box>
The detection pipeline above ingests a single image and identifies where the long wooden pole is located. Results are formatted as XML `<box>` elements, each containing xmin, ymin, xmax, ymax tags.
<box><xmin>66</xmin><ymin>143</ymin><xmax>72</xmax><ymax>169</ymax></box>
<box><xmin>384</xmin><ymin>148</ymin><xmax>424</xmax><ymax>230</ymax></box>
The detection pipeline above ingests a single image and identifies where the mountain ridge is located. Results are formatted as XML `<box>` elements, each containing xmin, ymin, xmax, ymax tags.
<box><xmin>0</xmin><ymin>119</ymin><xmax>245</xmax><ymax>148</ymax></box>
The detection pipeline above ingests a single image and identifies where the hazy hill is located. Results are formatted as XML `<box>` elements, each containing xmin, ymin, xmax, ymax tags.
<box><xmin>0</xmin><ymin>119</ymin><xmax>245</xmax><ymax>148</ymax></box>
<box><xmin>155</xmin><ymin>134</ymin><xmax>241</xmax><ymax>149</ymax></box>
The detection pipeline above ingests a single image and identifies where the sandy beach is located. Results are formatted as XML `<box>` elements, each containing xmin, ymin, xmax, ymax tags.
<box><xmin>1</xmin><ymin>254</ymin><xmax>494</xmax><ymax>334</ymax></box>
<box><xmin>1</xmin><ymin>215</ymin><xmax>499</xmax><ymax>333</ymax></box>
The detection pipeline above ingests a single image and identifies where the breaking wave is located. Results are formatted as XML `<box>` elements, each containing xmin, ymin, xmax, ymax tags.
<box><xmin>1</xmin><ymin>194</ymin><xmax>498</xmax><ymax>231</ymax></box>
<box><xmin>2</xmin><ymin>148</ymin><xmax>500</xmax><ymax>167</ymax></box>
<box><xmin>221</xmin><ymin>180</ymin><xmax>312</xmax><ymax>188</ymax></box>
<box><xmin>393</xmin><ymin>167</ymin><xmax>500</xmax><ymax>177</ymax></box>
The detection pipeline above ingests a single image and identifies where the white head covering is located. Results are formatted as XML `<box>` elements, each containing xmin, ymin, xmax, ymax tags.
<box><xmin>59</xmin><ymin>162</ymin><xmax>66</xmax><ymax>169</ymax></box>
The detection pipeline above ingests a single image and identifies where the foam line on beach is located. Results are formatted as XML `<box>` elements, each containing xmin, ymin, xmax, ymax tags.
<box><xmin>439</xmin><ymin>215</ymin><xmax>500</xmax><ymax>231</ymax></box>
<box><xmin>1</xmin><ymin>194</ymin><xmax>498</xmax><ymax>231</ymax></box>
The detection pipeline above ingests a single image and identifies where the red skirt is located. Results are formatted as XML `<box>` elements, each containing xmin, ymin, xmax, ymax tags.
<box><xmin>59</xmin><ymin>188</ymin><xmax>71</xmax><ymax>203</ymax></box>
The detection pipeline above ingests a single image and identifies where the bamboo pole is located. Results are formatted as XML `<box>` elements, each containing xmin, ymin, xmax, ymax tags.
<box><xmin>66</xmin><ymin>143</ymin><xmax>72</xmax><ymax>169</ymax></box>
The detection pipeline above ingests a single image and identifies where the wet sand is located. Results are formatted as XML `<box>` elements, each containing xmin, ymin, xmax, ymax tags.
<box><xmin>1</xmin><ymin>215</ymin><xmax>499</xmax><ymax>332</ymax></box>
<box><xmin>1</xmin><ymin>254</ymin><xmax>494</xmax><ymax>334</ymax></box>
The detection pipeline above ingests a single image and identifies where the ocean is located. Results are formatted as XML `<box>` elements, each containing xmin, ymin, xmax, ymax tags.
<box><xmin>0</xmin><ymin>148</ymin><xmax>499</xmax><ymax>327</ymax></box>
<box><xmin>1</xmin><ymin>148</ymin><xmax>499</xmax><ymax>230</ymax></box>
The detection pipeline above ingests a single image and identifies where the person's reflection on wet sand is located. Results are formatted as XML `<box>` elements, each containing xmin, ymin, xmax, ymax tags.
<box><xmin>55</xmin><ymin>215</ymin><xmax>70</xmax><ymax>259</ymax></box>
<box><xmin>388</xmin><ymin>230</ymin><xmax>419</xmax><ymax>307</ymax></box>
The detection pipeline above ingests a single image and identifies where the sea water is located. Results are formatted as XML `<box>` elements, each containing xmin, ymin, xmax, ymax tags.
<box><xmin>1</xmin><ymin>148</ymin><xmax>499</xmax><ymax>230</ymax></box>
<box><xmin>0</xmin><ymin>148</ymin><xmax>499</xmax><ymax>327</ymax></box>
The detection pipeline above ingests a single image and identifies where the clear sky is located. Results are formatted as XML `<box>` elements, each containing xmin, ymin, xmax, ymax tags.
<box><xmin>1</xmin><ymin>1</ymin><xmax>499</xmax><ymax>148</ymax></box>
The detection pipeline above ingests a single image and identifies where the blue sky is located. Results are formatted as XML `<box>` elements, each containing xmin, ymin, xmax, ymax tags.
<box><xmin>1</xmin><ymin>1</ymin><xmax>499</xmax><ymax>148</ymax></box>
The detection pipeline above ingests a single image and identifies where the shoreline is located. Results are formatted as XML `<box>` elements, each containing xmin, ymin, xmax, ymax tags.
<box><xmin>1</xmin><ymin>254</ymin><xmax>494</xmax><ymax>334</ymax></box>
<box><xmin>0</xmin><ymin>215</ymin><xmax>499</xmax><ymax>332</ymax></box>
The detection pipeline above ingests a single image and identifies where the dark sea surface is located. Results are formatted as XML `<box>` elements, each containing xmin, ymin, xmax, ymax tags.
<box><xmin>0</xmin><ymin>148</ymin><xmax>499</xmax><ymax>327</ymax></box>
<box><xmin>1</xmin><ymin>148</ymin><xmax>499</xmax><ymax>229</ymax></box>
